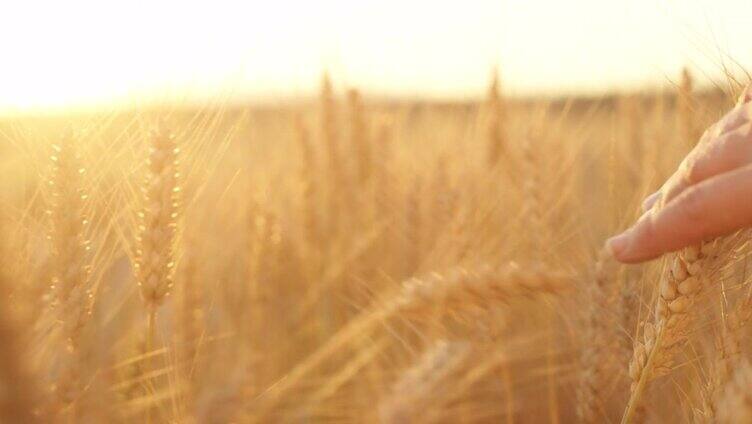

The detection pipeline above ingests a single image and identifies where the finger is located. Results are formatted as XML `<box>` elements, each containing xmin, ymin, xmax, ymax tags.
<box><xmin>641</xmin><ymin>102</ymin><xmax>752</xmax><ymax>212</ymax></box>
<box><xmin>608</xmin><ymin>164</ymin><xmax>752</xmax><ymax>263</ymax></box>
<box><xmin>717</xmin><ymin>100</ymin><xmax>752</xmax><ymax>135</ymax></box>
<box><xmin>606</xmin><ymin>210</ymin><xmax>654</xmax><ymax>261</ymax></box>
<box><xmin>691</xmin><ymin>101</ymin><xmax>751</xmax><ymax>148</ymax></box>
<box><xmin>642</xmin><ymin>192</ymin><xmax>661</xmax><ymax>212</ymax></box>
<box><xmin>646</xmin><ymin>126</ymin><xmax>720</xmax><ymax>209</ymax></box>
<box><xmin>661</xmin><ymin>122</ymin><xmax>752</xmax><ymax>204</ymax></box>
<box><xmin>651</xmin><ymin>159</ymin><xmax>693</xmax><ymax>209</ymax></box>
<box><xmin>685</xmin><ymin>122</ymin><xmax>752</xmax><ymax>183</ymax></box>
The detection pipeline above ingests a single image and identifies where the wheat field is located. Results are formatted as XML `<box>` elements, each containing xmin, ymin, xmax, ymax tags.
<box><xmin>0</xmin><ymin>69</ymin><xmax>750</xmax><ymax>423</ymax></box>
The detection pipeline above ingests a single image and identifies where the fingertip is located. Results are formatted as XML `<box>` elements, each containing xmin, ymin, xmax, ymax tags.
<box><xmin>606</xmin><ymin>232</ymin><xmax>630</xmax><ymax>262</ymax></box>
<box><xmin>608</xmin><ymin>210</ymin><xmax>666</xmax><ymax>263</ymax></box>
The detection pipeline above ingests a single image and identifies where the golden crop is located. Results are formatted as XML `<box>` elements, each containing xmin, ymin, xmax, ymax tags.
<box><xmin>0</xmin><ymin>69</ymin><xmax>749</xmax><ymax>423</ymax></box>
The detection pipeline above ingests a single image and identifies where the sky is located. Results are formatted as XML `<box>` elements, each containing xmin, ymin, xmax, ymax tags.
<box><xmin>0</xmin><ymin>0</ymin><xmax>750</xmax><ymax>112</ymax></box>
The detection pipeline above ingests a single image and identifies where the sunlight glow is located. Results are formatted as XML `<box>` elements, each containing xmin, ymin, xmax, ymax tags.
<box><xmin>0</xmin><ymin>0</ymin><xmax>751</xmax><ymax>112</ymax></box>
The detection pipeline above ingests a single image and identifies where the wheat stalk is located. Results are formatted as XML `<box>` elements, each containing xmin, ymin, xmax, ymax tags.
<box><xmin>176</xmin><ymin>242</ymin><xmax>204</xmax><ymax>421</ymax></box>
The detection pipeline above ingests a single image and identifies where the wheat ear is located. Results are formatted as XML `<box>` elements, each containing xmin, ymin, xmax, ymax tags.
<box><xmin>320</xmin><ymin>72</ymin><xmax>342</xmax><ymax>236</ymax></box>
<box><xmin>678</xmin><ymin>67</ymin><xmax>699</xmax><ymax>148</ymax></box>
<box><xmin>622</xmin><ymin>242</ymin><xmax>716</xmax><ymax>423</ymax></box>
<box><xmin>394</xmin><ymin>262</ymin><xmax>570</xmax><ymax>317</ymax></box>
<box><xmin>135</xmin><ymin>125</ymin><xmax>180</xmax><ymax>311</ymax></box>
<box><xmin>577</xmin><ymin>249</ymin><xmax>617</xmax><ymax>422</ymax></box>
<box><xmin>485</xmin><ymin>68</ymin><xmax>507</xmax><ymax>168</ymax></box>
<box><xmin>48</xmin><ymin>134</ymin><xmax>93</xmax><ymax>343</ymax></box>
<box><xmin>47</xmin><ymin>134</ymin><xmax>95</xmax><ymax>413</ymax></box>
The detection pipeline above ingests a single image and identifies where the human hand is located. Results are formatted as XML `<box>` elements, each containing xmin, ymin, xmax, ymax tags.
<box><xmin>607</xmin><ymin>87</ymin><xmax>752</xmax><ymax>263</ymax></box>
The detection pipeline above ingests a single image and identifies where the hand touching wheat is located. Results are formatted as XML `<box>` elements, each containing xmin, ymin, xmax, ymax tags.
<box><xmin>608</xmin><ymin>87</ymin><xmax>752</xmax><ymax>263</ymax></box>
